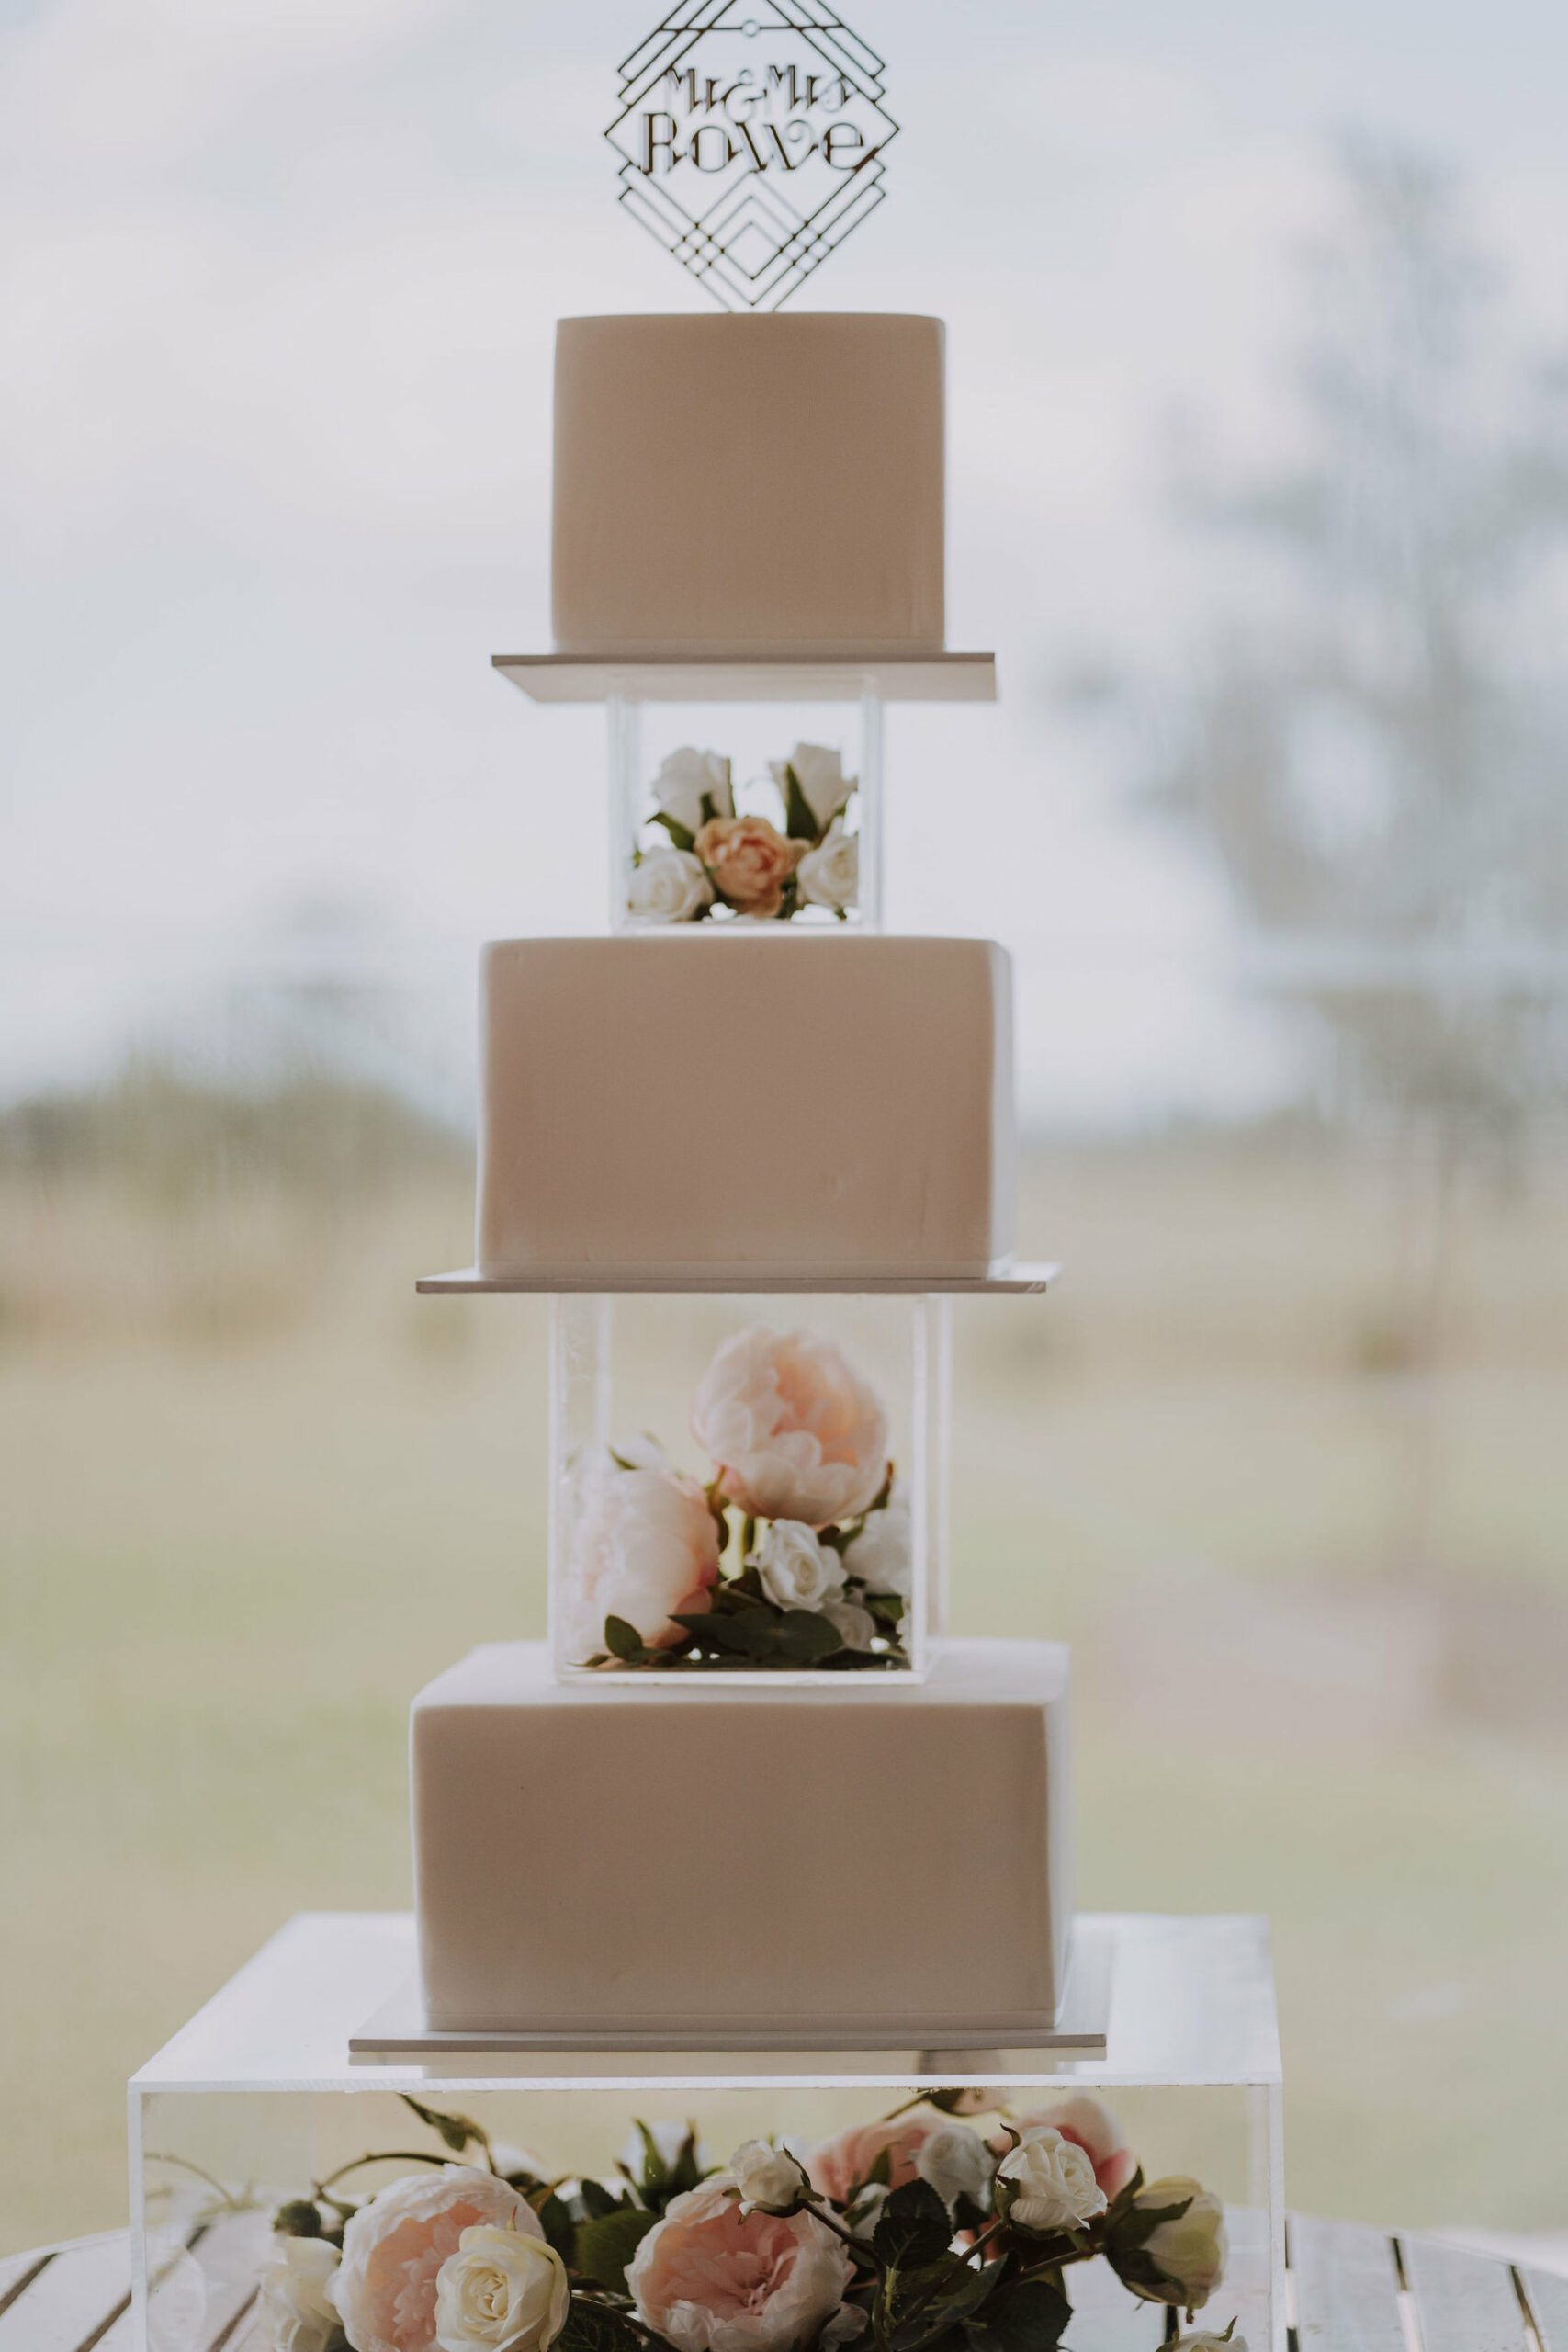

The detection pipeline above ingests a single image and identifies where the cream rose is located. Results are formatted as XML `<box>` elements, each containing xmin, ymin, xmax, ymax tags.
<box><xmin>1011</xmin><ymin>2097</ymin><xmax>1134</xmax><ymax>2201</ymax></box>
<box><xmin>769</xmin><ymin>743</ymin><xmax>854</xmax><ymax>833</ymax></box>
<box><xmin>996</xmin><ymin>2126</ymin><xmax>1107</xmax><ymax>2233</ymax></box>
<box><xmin>626</xmin><ymin>2178</ymin><xmax>851</xmax><ymax>2352</ymax></box>
<box><xmin>694</xmin><ymin>815</ymin><xmax>804</xmax><ymax>919</ymax></box>
<box><xmin>628</xmin><ymin>848</ymin><xmax>713</xmax><ymax>925</ymax></box>
<box><xmin>730</xmin><ymin>2140</ymin><xmax>809</xmax><ymax>2213</ymax></box>
<box><xmin>258</xmin><ymin>2236</ymin><xmax>341</xmax><ymax>2352</ymax></box>
<box><xmin>796</xmin><ymin>821</ymin><xmax>859</xmax><ymax>913</ymax></box>
<box><xmin>328</xmin><ymin>2168</ymin><xmax>543</xmax><ymax>2352</ymax></box>
<box><xmin>844</xmin><ymin>1497</ymin><xmax>910</xmax><ymax>1598</ymax></box>
<box><xmin>914</xmin><ymin>2124</ymin><xmax>994</xmax><ymax>2212</ymax></box>
<box><xmin>567</xmin><ymin>1464</ymin><xmax>721</xmax><ymax>1656</ymax></box>
<box><xmin>752</xmin><ymin>1521</ymin><xmax>845</xmax><ymax>1612</ymax></box>
<box><xmin>433</xmin><ymin>2225</ymin><xmax>569</xmax><ymax>2352</ymax></box>
<box><xmin>653</xmin><ymin>748</ymin><xmax>735</xmax><ymax>836</ymax></box>
<box><xmin>692</xmin><ymin>1327</ymin><xmax>889</xmax><ymax>1528</ymax></box>
<box><xmin>1119</xmin><ymin>2178</ymin><xmax>1227</xmax><ymax>2309</ymax></box>
<box><xmin>822</xmin><ymin>1597</ymin><xmax>877</xmax><ymax>1652</ymax></box>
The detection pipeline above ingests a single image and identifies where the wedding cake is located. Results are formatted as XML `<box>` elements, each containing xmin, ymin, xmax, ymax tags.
<box><xmin>411</xmin><ymin>314</ymin><xmax>1073</xmax><ymax>2046</ymax></box>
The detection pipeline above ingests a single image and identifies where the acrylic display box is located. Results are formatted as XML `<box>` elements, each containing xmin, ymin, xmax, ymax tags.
<box><xmin>547</xmin><ymin>1291</ymin><xmax>948</xmax><ymax>1681</ymax></box>
<box><xmin>129</xmin><ymin>1911</ymin><xmax>1283</xmax><ymax>2352</ymax></box>
<box><xmin>488</xmin><ymin>657</ymin><xmax>997</xmax><ymax>934</ymax></box>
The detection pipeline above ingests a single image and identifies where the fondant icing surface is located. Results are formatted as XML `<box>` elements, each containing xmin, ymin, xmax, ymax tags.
<box><xmin>476</xmin><ymin>934</ymin><xmax>1015</xmax><ymax>1281</ymax></box>
<box><xmin>551</xmin><ymin>314</ymin><xmax>945</xmax><ymax>658</ymax></box>
<box><xmin>411</xmin><ymin>1638</ymin><xmax>1071</xmax><ymax>2041</ymax></box>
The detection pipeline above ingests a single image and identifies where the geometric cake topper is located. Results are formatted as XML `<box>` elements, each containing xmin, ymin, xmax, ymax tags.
<box><xmin>606</xmin><ymin>2</ymin><xmax>898</xmax><ymax>312</ymax></box>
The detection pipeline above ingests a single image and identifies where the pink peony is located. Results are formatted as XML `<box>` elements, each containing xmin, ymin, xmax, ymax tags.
<box><xmin>627</xmin><ymin>2180</ymin><xmax>851</xmax><ymax>2352</ymax></box>
<box><xmin>1010</xmin><ymin>2098</ymin><xmax>1136</xmax><ymax>2202</ymax></box>
<box><xmin>805</xmin><ymin>2118</ymin><xmax>937</xmax><ymax>2207</ymax></box>
<box><xmin>327</xmin><ymin>2166</ymin><xmax>542</xmax><ymax>2352</ymax></box>
<box><xmin>691</xmin><ymin>1328</ymin><xmax>889</xmax><ymax>1530</ymax></box>
<box><xmin>567</xmin><ymin>1465</ymin><xmax>721</xmax><ymax>1657</ymax></box>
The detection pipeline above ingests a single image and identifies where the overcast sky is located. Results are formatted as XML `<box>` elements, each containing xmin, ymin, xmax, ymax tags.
<box><xmin>5</xmin><ymin>0</ymin><xmax>1567</xmax><ymax>1124</ymax></box>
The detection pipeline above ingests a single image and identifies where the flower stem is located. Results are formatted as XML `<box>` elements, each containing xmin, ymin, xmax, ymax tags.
<box><xmin>314</xmin><ymin>2151</ymin><xmax>460</xmax><ymax>2192</ymax></box>
<box><xmin>144</xmin><ymin>2153</ymin><xmax>253</xmax><ymax>2213</ymax></box>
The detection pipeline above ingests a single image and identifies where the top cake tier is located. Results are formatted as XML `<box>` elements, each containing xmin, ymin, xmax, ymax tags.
<box><xmin>551</xmin><ymin>314</ymin><xmax>945</xmax><ymax>661</ymax></box>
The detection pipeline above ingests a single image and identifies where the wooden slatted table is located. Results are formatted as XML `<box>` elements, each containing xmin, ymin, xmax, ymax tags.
<box><xmin>5</xmin><ymin>2217</ymin><xmax>1565</xmax><ymax>2352</ymax></box>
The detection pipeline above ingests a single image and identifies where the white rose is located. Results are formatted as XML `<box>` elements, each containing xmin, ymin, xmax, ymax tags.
<box><xmin>628</xmin><ymin>848</ymin><xmax>714</xmax><ymax>925</ymax></box>
<box><xmin>434</xmin><ymin>2225</ymin><xmax>570</xmax><ymax>2352</ymax></box>
<box><xmin>1127</xmin><ymin>2178</ymin><xmax>1227</xmax><ymax>2308</ymax></box>
<box><xmin>1175</xmin><ymin>2334</ymin><xmax>1246</xmax><ymax>2352</ymax></box>
<box><xmin>257</xmin><ymin>2237</ymin><xmax>340</xmax><ymax>2352</ymax></box>
<box><xmin>796</xmin><ymin>821</ymin><xmax>859</xmax><ymax>912</ymax></box>
<box><xmin>997</xmin><ymin>2126</ymin><xmax>1107</xmax><ymax>2233</ymax></box>
<box><xmin>653</xmin><ymin>747</ymin><xmax>735</xmax><ymax>836</ymax></box>
<box><xmin>729</xmin><ymin>2140</ymin><xmax>808</xmax><ymax>2212</ymax></box>
<box><xmin>915</xmin><ymin>2124</ymin><xmax>995</xmax><ymax>2212</ymax></box>
<box><xmin>769</xmin><ymin>742</ymin><xmax>854</xmax><ymax>832</ymax></box>
<box><xmin>752</xmin><ymin>1521</ymin><xmax>845</xmax><ymax>1612</ymax></box>
<box><xmin>845</xmin><ymin>1498</ymin><xmax>910</xmax><ymax>1598</ymax></box>
<box><xmin>823</xmin><ymin>1597</ymin><xmax>877</xmax><ymax>1652</ymax></box>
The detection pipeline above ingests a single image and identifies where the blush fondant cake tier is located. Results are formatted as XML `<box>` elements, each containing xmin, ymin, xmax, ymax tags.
<box><xmin>551</xmin><ymin>313</ymin><xmax>945</xmax><ymax>658</ymax></box>
<box><xmin>477</xmin><ymin>934</ymin><xmax>1015</xmax><ymax>1282</ymax></box>
<box><xmin>411</xmin><ymin>1637</ymin><xmax>1071</xmax><ymax>2041</ymax></box>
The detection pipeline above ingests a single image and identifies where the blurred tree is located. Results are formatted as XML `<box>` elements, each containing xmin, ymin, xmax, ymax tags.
<box><xmin>1146</xmin><ymin>136</ymin><xmax>1568</xmax><ymax>1148</ymax></box>
<box><xmin>1068</xmin><ymin>138</ymin><xmax>1568</xmax><ymax>1571</ymax></box>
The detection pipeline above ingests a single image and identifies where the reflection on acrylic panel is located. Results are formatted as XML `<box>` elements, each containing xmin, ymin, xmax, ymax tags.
<box><xmin>548</xmin><ymin>1295</ymin><xmax>947</xmax><ymax>1679</ymax></box>
<box><xmin>609</xmin><ymin>696</ymin><xmax>883</xmax><ymax>934</ymax></box>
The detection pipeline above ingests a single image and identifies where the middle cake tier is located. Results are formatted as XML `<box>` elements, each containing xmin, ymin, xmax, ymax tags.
<box><xmin>478</xmin><ymin>933</ymin><xmax>1016</xmax><ymax>1283</ymax></box>
<box><xmin>412</xmin><ymin>1636</ymin><xmax>1072</xmax><ymax>2045</ymax></box>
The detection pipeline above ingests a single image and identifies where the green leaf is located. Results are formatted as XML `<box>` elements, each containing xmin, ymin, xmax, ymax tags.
<box><xmin>604</xmin><ymin>1617</ymin><xmax>647</xmax><ymax>1664</ymax></box>
<box><xmin>699</xmin><ymin>791</ymin><xmax>720</xmax><ymax>825</ymax></box>
<box><xmin>577</xmin><ymin>2177</ymin><xmax>622</xmax><ymax>2222</ymax></box>
<box><xmin>274</xmin><ymin>2199</ymin><xmax>323</xmax><ymax>2237</ymax></box>
<box><xmin>782</xmin><ymin>763</ymin><xmax>823</xmax><ymax>842</ymax></box>
<box><xmin>400</xmin><ymin>2093</ymin><xmax>485</xmax><ymax>2155</ymax></box>
<box><xmin>963</xmin><ymin>2278</ymin><xmax>1072</xmax><ymax>2352</ymax></box>
<box><xmin>573</xmin><ymin>2208</ymin><xmax>659</xmax><ymax>2293</ymax></box>
<box><xmin>865</xmin><ymin>2146</ymin><xmax>895</xmax><ymax>2189</ymax></box>
<box><xmin>864</xmin><ymin>1591</ymin><xmax>906</xmax><ymax>1627</ymax></box>
<box><xmin>889</xmin><ymin>2256</ymin><xmax>1003</xmax><ymax>2352</ymax></box>
<box><xmin>559</xmin><ymin>2299</ymin><xmax>650</xmax><ymax>2352</ymax></box>
<box><xmin>649</xmin><ymin>809</ymin><xmax>696</xmax><ymax>853</ymax></box>
<box><xmin>773</xmin><ymin>1609</ymin><xmax>844</xmax><ymax>1662</ymax></box>
<box><xmin>1106</xmin><ymin>2190</ymin><xmax>1193</xmax><ymax>2255</ymax></box>
<box><xmin>874</xmin><ymin>2178</ymin><xmax>953</xmax><ymax>2272</ymax></box>
<box><xmin>534</xmin><ymin>2190</ymin><xmax>577</xmax><ymax>2258</ymax></box>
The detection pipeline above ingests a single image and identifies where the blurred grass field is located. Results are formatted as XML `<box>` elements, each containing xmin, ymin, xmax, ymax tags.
<box><xmin>4</xmin><ymin>1094</ymin><xmax>1568</xmax><ymax>2252</ymax></box>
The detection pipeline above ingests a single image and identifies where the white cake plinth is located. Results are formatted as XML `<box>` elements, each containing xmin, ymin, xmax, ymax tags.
<box><xmin>476</xmin><ymin>934</ymin><xmax>1015</xmax><ymax>1283</ymax></box>
<box><xmin>411</xmin><ymin>1638</ymin><xmax>1071</xmax><ymax>2044</ymax></box>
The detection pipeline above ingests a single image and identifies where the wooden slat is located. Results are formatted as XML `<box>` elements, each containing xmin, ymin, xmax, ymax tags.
<box><xmin>0</xmin><ymin>2251</ymin><xmax>58</xmax><ymax>2320</ymax></box>
<box><xmin>1402</xmin><ymin>2238</ymin><xmax>1529</xmax><ymax>2352</ymax></box>
<box><xmin>1291</xmin><ymin>2213</ymin><xmax>1404</xmax><ymax>2352</ymax></box>
<box><xmin>0</xmin><ymin>2234</ymin><xmax>128</xmax><ymax>2352</ymax></box>
<box><xmin>1519</xmin><ymin>2267</ymin><xmax>1568</xmax><ymax>2352</ymax></box>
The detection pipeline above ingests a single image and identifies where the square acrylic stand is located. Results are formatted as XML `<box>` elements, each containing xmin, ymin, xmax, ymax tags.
<box><xmin>130</xmin><ymin>1912</ymin><xmax>1282</xmax><ymax>2352</ymax></box>
<box><xmin>547</xmin><ymin>1292</ymin><xmax>950</xmax><ymax>1683</ymax></box>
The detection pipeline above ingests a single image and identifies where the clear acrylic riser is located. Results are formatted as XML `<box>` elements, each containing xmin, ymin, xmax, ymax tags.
<box><xmin>548</xmin><ymin>1292</ymin><xmax>952</xmax><ymax>1683</ymax></box>
<box><xmin>130</xmin><ymin>1912</ymin><xmax>1283</xmax><ymax>2352</ymax></box>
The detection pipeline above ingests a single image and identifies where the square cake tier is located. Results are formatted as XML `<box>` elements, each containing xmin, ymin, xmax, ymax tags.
<box><xmin>477</xmin><ymin>934</ymin><xmax>1015</xmax><ymax>1282</ymax></box>
<box><xmin>551</xmin><ymin>314</ymin><xmax>945</xmax><ymax>658</ymax></box>
<box><xmin>411</xmin><ymin>1638</ymin><xmax>1072</xmax><ymax>2043</ymax></box>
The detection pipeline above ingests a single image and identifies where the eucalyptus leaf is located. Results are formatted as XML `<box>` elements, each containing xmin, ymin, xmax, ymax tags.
<box><xmin>573</xmin><ymin>2208</ymin><xmax>658</xmax><ymax>2294</ymax></box>
<box><xmin>962</xmin><ymin>2278</ymin><xmax>1072</xmax><ymax>2352</ymax></box>
<box><xmin>400</xmin><ymin>2093</ymin><xmax>484</xmax><ymax>2155</ymax></box>
<box><xmin>559</xmin><ymin>2300</ymin><xmax>650</xmax><ymax>2352</ymax></box>
<box><xmin>604</xmin><ymin>1617</ymin><xmax>647</xmax><ymax>1664</ymax></box>
<box><xmin>649</xmin><ymin>809</ymin><xmax>696</xmax><ymax>853</ymax></box>
<box><xmin>782</xmin><ymin>764</ymin><xmax>823</xmax><ymax>842</ymax></box>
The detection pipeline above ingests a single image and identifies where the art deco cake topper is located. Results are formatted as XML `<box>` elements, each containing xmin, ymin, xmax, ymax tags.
<box><xmin>607</xmin><ymin>3</ymin><xmax>897</xmax><ymax>311</ymax></box>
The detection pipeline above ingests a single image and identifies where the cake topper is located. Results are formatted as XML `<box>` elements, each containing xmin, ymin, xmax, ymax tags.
<box><xmin>606</xmin><ymin>3</ymin><xmax>898</xmax><ymax>311</ymax></box>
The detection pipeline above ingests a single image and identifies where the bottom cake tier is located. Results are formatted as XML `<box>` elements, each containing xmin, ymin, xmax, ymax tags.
<box><xmin>411</xmin><ymin>1636</ymin><xmax>1072</xmax><ymax>2043</ymax></box>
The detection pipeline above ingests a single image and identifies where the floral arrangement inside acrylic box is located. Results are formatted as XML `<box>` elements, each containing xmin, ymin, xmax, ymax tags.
<box><xmin>558</xmin><ymin>1322</ymin><xmax>916</xmax><ymax>1675</ymax></box>
<box><xmin>232</xmin><ymin>2087</ymin><xmax>1244</xmax><ymax>2352</ymax></box>
<box><xmin>626</xmin><ymin>744</ymin><xmax>860</xmax><ymax>926</ymax></box>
